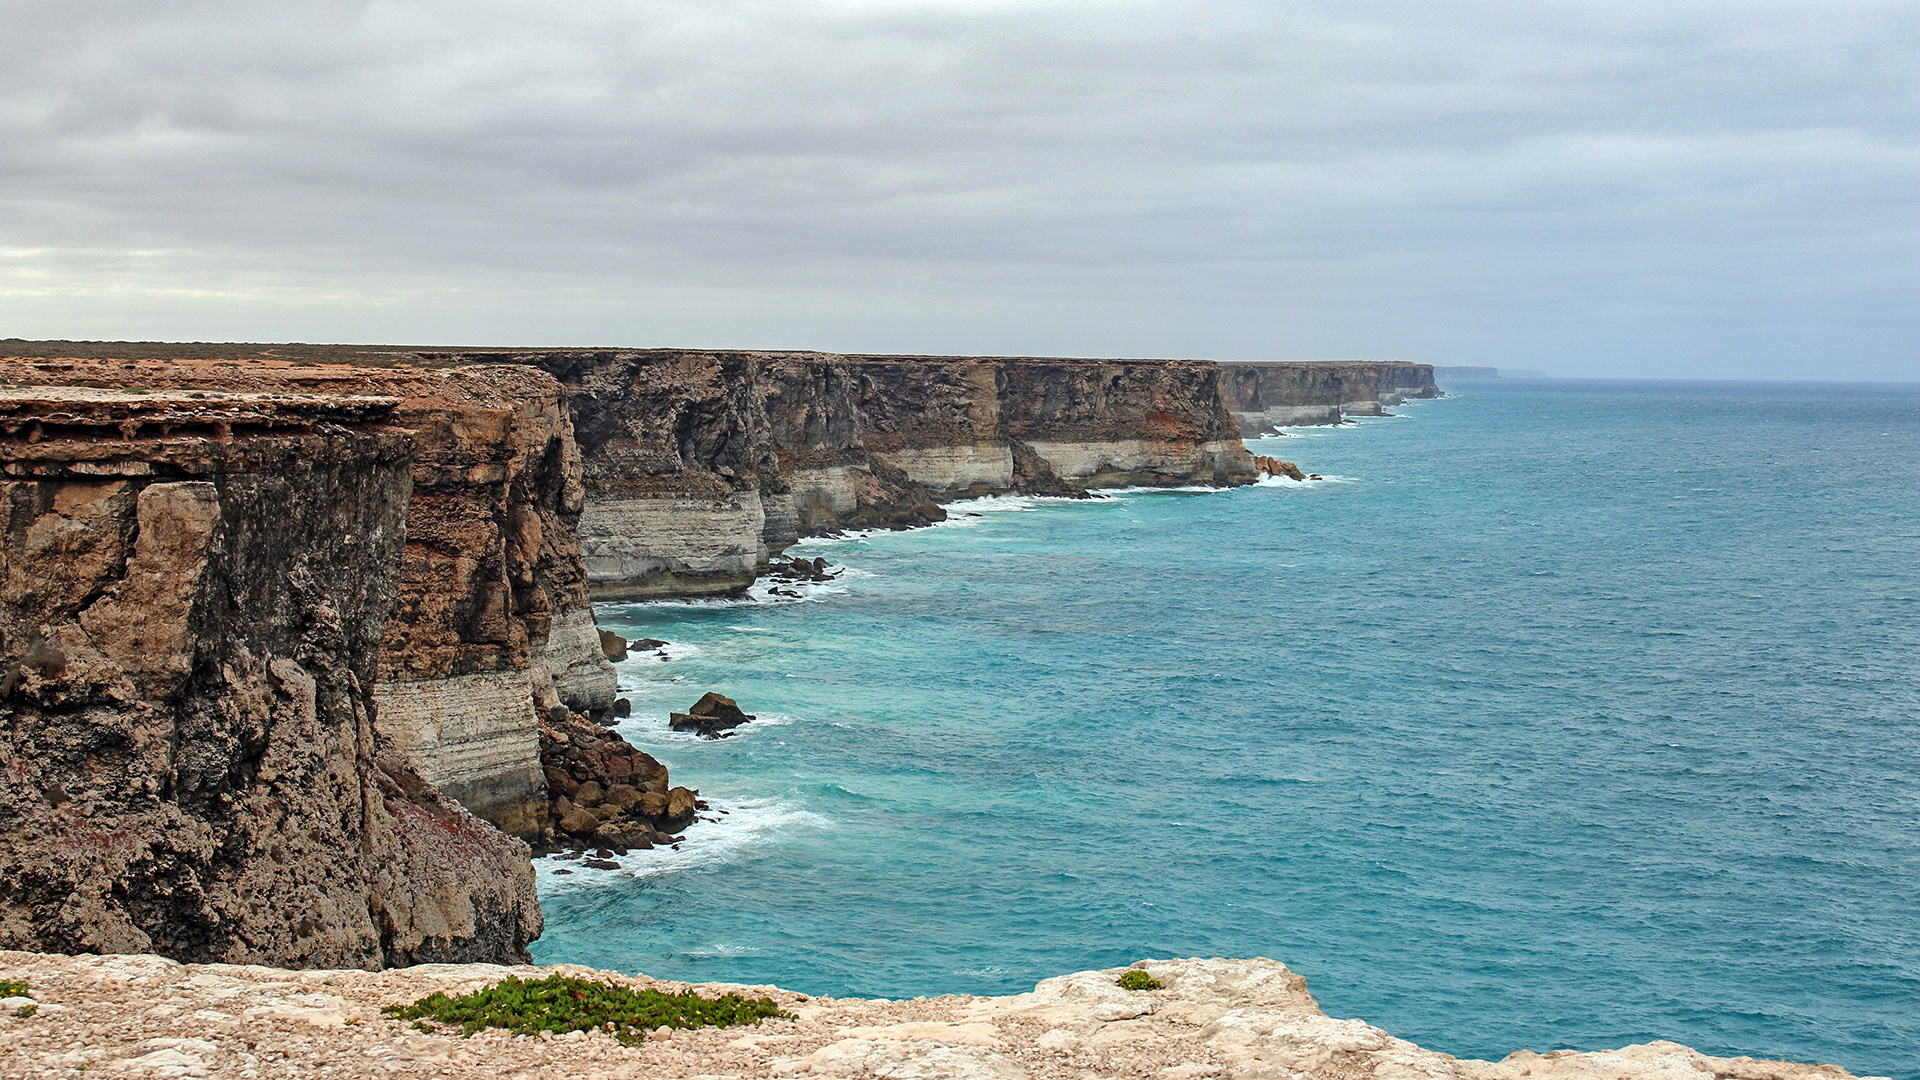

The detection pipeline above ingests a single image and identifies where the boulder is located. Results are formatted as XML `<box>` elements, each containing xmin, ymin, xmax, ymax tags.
<box><xmin>670</xmin><ymin>691</ymin><xmax>757</xmax><ymax>738</ymax></box>
<box><xmin>598</xmin><ymin>628</ymin><xmax>629</xmax><ymax>661</ymax></box>
<box><xmin>556</xmin><ymin>809</ymin><xmax>600</xmax><ymax>837</ymax></box>
<box><xmin>1254</xmin><ymin>455</ymin><xmax>1306</xmax><ymax>481</ymax></box>
<box><xmin>613</xmin><ymin>698</ymin><xmax>632</xmax><ymax>718</ymax></box>
<box><xmin>543</xmin><ymin>766</ymin><xmax>579</xmax><ymax>799</ymax></box>
<box><xmin>574</xmin><ymin>781</ymin><xmax>605</xmax><ymax>807</ymax></box>
<box><xmin>661</xmin><ymin>786</ymin><xmax>700</xmax><ymax>832</ymax></box>
<box><xmin>602</xmin><ymin>784</ymin><xmax>643</xmax><ymax>812</ymax></box>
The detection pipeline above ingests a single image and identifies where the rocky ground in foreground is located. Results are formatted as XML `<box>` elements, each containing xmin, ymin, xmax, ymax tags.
<box><xmin>0</xmin><ymin>952</ymin><xmax>1882</xmax><ymax>1080</ymax></box>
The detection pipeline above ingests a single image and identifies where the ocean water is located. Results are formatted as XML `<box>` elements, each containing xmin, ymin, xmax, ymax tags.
<box><xmin>533</xmin><ymin>378</ymin><xmax>1920</xmax><ymax>1079</ymax></box>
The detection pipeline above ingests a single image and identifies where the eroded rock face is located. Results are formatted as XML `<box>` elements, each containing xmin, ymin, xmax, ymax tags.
<box><xmin>0</xmin><ymin>386</ymin><xmax>540</xmax><ymax>968</ymax></box>
<box><xmin>0</xmin><ymin>358</ymin><xmax>619</xmax><ymax>843</ymax></box>
<box><xmin>1219</xmin><ymin>362</ymin><xmax>1440</xmax><ymax>435</ymax></box>
<box><xmin>459</xmin><ymin>349</ymin><xmax>1258</xmax><ymax>598</ymax></box>
<box><xmin>491</xmin><ymin>349</ymin><xmax>787</xmax><ymax>602</ymax></box>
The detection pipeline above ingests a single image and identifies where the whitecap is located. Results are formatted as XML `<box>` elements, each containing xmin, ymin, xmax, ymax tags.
<box><xmin>1251</xmin><ymin>473</ymin><xmax>1352</xmax><ymax>488</ymax></box>
<box><xmin>533</xmin><ymin>796</ymin><xmax>831</xmax><ymax>891</ymax></box>
<box><xmin>746</xmin><ymin>577</ymin><xmax>850</xmax><ymax>604</ymax></box>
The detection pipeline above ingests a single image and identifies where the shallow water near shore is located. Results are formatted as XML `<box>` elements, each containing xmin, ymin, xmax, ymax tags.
<box><xmin>535</xmin><ymin>378</ymin><xmax>1920</xmax><ymax>1079</ymax></box>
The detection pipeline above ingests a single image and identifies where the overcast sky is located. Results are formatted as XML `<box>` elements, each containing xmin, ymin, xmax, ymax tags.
<box><xmin>2</xmin><ymin>0</ymin><xmax>1914</xmax><ymax>379</ymax></box>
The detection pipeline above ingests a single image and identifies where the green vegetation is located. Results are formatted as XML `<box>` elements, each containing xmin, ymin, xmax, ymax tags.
<box><xmin>1116</xmin><ymin>970</ymin><xmax>1163</xmax><ymax>991</ymax></box>
<box><xmin>2</xmin><ymin>978</ymin><xmax>34</xmax><ymax>1017</ymax></box>
<box><xmin>382</xmin><ymin>974</ymin><xmax>790</xmax><ymax>1045</ymax></box>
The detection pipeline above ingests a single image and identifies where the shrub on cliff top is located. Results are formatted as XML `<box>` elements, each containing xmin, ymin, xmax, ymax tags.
<box><xmin>1116</xmin><ymin>970</ymin><xmax>1163</xmax><ymax>991</ymax></box>
<box><xmin>0</xmin><ymin>979</ymin><xmax>28</xmax><ymax>998</ymax></box>
<box><xmin>383</xmin><ymin>975</ymin><xmax>789</xmax><ymax>1045</ymax></box>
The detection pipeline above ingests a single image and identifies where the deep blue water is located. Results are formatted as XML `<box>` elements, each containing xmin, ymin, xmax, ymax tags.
<box><xmin>533</xmin><ymin>379</ymin><xmax>1920</xmax><ymax>1079</ymax></box>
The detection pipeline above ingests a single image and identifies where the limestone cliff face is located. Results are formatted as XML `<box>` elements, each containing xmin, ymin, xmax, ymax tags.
<box><xmin>0</xmin><ymin>358</ymin><xmax>619</xmax><ymax>843</ymax></box>
<box><xmin>472</xmin><ymin>349</ymin><xmax>788</xmax><ymax>602</ymax></box>
<box><xmin>0</xmin><ymin>385</ymin><xmax>541</xmax><ymax>968</ymax></box>
<box><xmin>1219</xmin><ymin>361</ymin><xmax>1439</xmax><ymax>434</ymax></box>
<box><xmin>461</xmin><ymin>349</ymin><xmax>1257</xmax><ymax>600</ymax></box>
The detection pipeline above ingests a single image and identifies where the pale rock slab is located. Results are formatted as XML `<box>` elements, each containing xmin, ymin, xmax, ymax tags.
<box><xmin>581</xmin><ymin>492</ymin><xmax>767</xmax><ymax>598</ymax></box>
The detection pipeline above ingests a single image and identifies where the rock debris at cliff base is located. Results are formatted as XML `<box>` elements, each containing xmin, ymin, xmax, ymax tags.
<box><xmin>0</xmin><ymin>952</ymin><xmax>1881</xmax><ymax>1080</ymax></box>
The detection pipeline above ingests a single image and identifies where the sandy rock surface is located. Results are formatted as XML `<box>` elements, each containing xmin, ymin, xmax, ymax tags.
<box><xmin>0</xmin><ymin>952</ymin><xmax>1883</xmax><ymax>1080</ymax></box>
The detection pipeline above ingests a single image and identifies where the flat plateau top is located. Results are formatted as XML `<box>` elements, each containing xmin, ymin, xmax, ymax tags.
<box><xmin>0</xmin><ymin>951</ymin><xmax>1877</xmax><ymax>1080</ymax></box>
<box><xmin>1</xmin><ymin>341</ymin><xmax>1262</xmax><ymax>368</ymax></box>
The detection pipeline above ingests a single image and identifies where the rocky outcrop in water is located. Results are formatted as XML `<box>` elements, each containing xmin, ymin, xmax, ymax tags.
<box><xmin>669</xmin><ymin>691</ymin><xmax>756</xmax><ymax>739</ymax></box>
<box><xmin>539</xmin><ymin>711</ymin><xmax>699</xmax><ymax>852</ymax></box>
<box><xmin>1219</xmin><ymin>361</ymin><xmax>1439</xmax><ymax>434</ymax></box>
<box><xmin>1254</xmin><ymin>456</ymin><xmax>1308</xmax><ymax>481</ymax></box>
<box><xmin>0</xmin><ymin>384</ymin><xmax>540</xmax><ymax>968</ymax></box>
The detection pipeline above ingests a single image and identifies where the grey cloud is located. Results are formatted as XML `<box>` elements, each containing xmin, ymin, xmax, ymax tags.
<box><xmin>1</xmin><ymin>0</ymin><xmax>1913</xmax><ymax>377</ymax></box>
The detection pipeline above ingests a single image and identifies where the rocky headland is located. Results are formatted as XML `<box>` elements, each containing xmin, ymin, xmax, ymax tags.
<box><xmin>0</xmin><ymin>950</ymin><xmax>1884</xmax><ymax>1080</ymax></box>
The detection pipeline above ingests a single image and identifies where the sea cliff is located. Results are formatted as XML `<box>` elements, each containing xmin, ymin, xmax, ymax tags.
<box><xmin>0</xmin><ymin>343</ymin><xmax>1261</xmax><ymax>968</ymax></box>
<box><xmin>1218</xmin><ymin>361</ymin><xmax>1439</xmax><ymax>434</ymax></box>
<box><xmin>0</xmin><ymin>382</ymin><xmax>541</xmax><ymax>968</ymax></box>
<box><xmin>451</xmin><ymin>349</ymin><xmax>1258</xmax><ymax>600</ymax></box>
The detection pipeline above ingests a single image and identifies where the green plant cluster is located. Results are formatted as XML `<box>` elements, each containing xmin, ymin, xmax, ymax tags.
<box><xmin>1116</xmin><ymin>970</ymin><xmax>1163</xmax><ymax>991</ymax></box>
<box><xmin>382</xmin><ymin>975</ymin><xmax>790</xmax><ymax>1045</ymax></box>
<box><xmin>1</xmin><ymin>978</ymin><xmax>34</xmax><ymax>1018</ymax></box>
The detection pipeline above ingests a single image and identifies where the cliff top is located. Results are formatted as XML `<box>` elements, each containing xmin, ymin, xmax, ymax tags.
<box><xmin>3</xmin><ymin>340</ymin><xmax>1227</xmax><ymax>369</ymax></box>
<box><xmin>0</xmin><ymin>951</ymin><xmax>1879</xmax><ymax>1080</ymax></box>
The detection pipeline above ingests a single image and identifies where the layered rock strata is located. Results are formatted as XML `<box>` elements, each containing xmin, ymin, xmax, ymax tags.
<box><xmin>0</xmin><ymin>386</ymin><xmax>540</xmax><ymax>967</ymax></box>
<box><xmin>442</xmin><ymin>349</ymin><xmax>1258</xmax><ymax>599</ymax></box>
<box><xmin>1219</xmin><ymin>361</ymin><xmax>1440</xmax><ymax>434</ymax></box>
<box><xmin>1</xmin><ymin>357</ymin><xmax>621</xmax><ymax>844</ymax></box>
<box><xmin>0</xmin><ymin>951</ymin><xmax>1885</xmax><ymax>1080</ymax></box>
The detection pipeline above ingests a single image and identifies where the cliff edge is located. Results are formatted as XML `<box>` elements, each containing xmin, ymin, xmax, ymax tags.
<box><xmin>0</xmin><ymin>951</ymin><xmax>1885</xmax><ymax>1080</ymax></box>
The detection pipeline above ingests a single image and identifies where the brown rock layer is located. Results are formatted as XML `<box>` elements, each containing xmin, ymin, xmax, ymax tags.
<box><xmin>0</xmin><ymin>385</ymin><xmax>540</xmax><ymax>967</ymax></box>
<box><xmin>441</xmin><ymin>349</ymin><xmax>1258</xmax><ymax>599</ymax></box>
<box><xmin>1219</xmin><ymin>361</ymin><xmax>1440</xmax><ymax>434</ymax></box>
<box><xmin>538</xmin><ymin>711</ymin><xmax>697</xmax><ymax>852</ymax></box>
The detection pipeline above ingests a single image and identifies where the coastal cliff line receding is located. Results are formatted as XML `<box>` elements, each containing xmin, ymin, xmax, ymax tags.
<box><xmin>0</xmin><ymin>341</ymin><xmax>1431</xmax><ymax>970</ymax></box>
<box><xmin>1218</xmin><ymin>361</ymin><xmax>1439</xmax><ymax>434</ymax></box>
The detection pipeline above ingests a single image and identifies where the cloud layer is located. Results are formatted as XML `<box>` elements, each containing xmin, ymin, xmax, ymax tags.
<box><xmin>3</xmin><ymin>0</ymin><xmax>1914</xmax><ymax>377</ymax></box>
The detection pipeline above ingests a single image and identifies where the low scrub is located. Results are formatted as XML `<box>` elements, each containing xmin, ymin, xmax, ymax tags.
<box><xmin>383</xmin><ymin>975</ymin><xmax>789</xmax><ymax>1045</ymax></box>
<box><xmin>1116</xmin><ymin>970</ymin><xmax>1163</xmax><ymax>991</ymax></box>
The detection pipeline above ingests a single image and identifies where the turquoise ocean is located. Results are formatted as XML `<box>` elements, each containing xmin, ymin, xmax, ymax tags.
<box><xmin>534</xmin><ymin>378</ymin><xmax>1920</xmax><ymax>1079</ymax></box>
